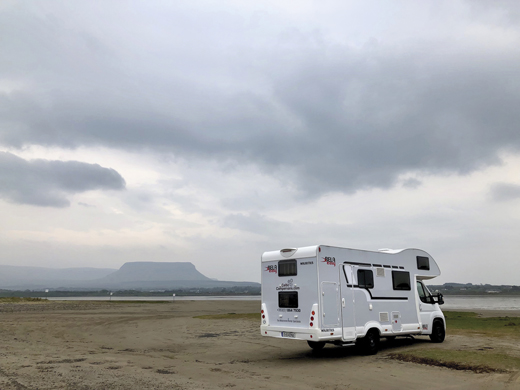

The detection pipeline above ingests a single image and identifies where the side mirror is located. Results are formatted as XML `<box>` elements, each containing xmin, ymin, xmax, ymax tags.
<box><xmin>435</xmin><ymin>292</ymin><xmax>444</xmax><ymax>305</ymax></box>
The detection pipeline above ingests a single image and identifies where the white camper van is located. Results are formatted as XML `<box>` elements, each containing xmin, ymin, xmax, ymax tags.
<box><xmin>260</xmin><ymin>245</ymin><xmax>445</xmax><ymax>354</ymax></box>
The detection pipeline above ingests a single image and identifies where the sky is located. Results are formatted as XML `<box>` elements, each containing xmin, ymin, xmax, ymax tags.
<box><xmin>1</xmin><ymin>0</ymin><xmax>520</xmax><ymax>285</ymax></box>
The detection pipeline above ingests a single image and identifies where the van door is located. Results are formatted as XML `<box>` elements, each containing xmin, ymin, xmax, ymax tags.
<box><xmin>340</xmin><ymin>265</ymin><xmax>356</xmax><ymax>341</ymax></box>
<box><xmin>320</xmin><ymin>282</ymin><xmax>340</xmax><ymax>327</ymax></box>
<box><xmin>417</xmin><ymin>280</ymin><xmax>436</xmax><ymax>333</ymax></box>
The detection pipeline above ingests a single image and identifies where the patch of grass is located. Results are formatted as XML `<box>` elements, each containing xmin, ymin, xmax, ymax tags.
<box><xmin>52</xmin><ymin>300</ymin><xmax>171</xmax><ymax>305</ymax></box>
<box><xmin>194</xmin><ymin>313</ymin><xmax>259</xmax><ymax>320</ymax></box>
<box><xmin>389</xmin><ymin>349</ymin><xmax>520</xmax><ymax>373</ymax></box>
<box><xmin>444</xmin><ymin>311</ymin><xmax>520</xmax><ymax>338</ymax></box>
<box><xmin>100</xmin><ymin>300</ymin><xmax>171</xmax><ymax>304</ymax></box>
<box><xmin>0</xmin><ymin>297</ymin><xmax>48</xmax><ymax>303</ymax></box>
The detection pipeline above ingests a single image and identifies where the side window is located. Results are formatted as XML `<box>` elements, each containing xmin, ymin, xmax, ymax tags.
<box><xmin>417</xmin><ymin>256</ymin><xmax>430</xmax><ymax>270</ymax></box>
<box><xmin>357</xmin><ymin>269</ymin><xmax>374</xmax><ymax>289</ymax></box>
<box><xmin>278</xmin><ymin>260</ymin><xmax>297</xmax><ymax>277</ymax></box>
<box><xmin>392</xmin><ymin>271</ymin><xmax>411</xmax><ymax>290</ymax></box>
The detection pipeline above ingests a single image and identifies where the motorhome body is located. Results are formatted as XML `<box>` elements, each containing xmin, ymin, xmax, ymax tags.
<box><xmin>260</xmin><ymin>245</ymin><xmax>445</xmax><ymax>354</ymax></box>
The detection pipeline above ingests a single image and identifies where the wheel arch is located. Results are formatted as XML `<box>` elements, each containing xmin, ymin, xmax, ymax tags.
<box><xmin>433</xmin><ymin>316</ymin><xmax>446</xmax><ymax>330</ymax></box>
<box><xmin>359</xmin><ymin>321</ymin><xmax>383</xmax><ymax>338</ymax></box>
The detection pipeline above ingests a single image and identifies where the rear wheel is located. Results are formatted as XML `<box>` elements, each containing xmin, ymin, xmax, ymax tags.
<box><xmin>357</xmin><ymin>329</ymin><xmax>380</xmax><ymax>355</ymax></box>
<box><xmin>307</xmin><ymin>341</ymin><xmax>326</xmax><ymax>350</ymax></box>
<box><xmin>429</xmin><ymin>320</ymin><xmax>445</xmax><ymax>343</ymax></box>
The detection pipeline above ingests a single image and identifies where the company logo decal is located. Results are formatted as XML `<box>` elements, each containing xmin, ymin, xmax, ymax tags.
<box><xmin>265</xmin><ymin>265</ymin><xmax>277</xmax><ymax>273</ymax></box>
<box><xmin>321</xmin><ymin>256</ymin><xmax>336</xmax><ymax>267</ymax></box>
<box><xmin>422</xmin><ymin>324</ymin><xmax>428</xmax><ymax>330</ymax></box>
<box><xmin>276</xmin><ymin>279</ymin><xmax>300</xmax><ymax>291</ymax></box>
<box><xmin>300</xmin><ymin>261</ymin><xmax>314</xmax><ymax>265</ymax></box>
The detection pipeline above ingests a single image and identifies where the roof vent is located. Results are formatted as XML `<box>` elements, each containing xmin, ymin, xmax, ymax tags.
<box><xmin>280</xmin><ymin>248</ymin><xmax>297</xmax><ymax>258</ymax></box>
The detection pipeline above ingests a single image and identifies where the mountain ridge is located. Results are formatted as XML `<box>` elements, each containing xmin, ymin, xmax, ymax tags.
<box><xmin>0</xmin><ymin>262</ymin><xmax>258</xmax><ymax>290</ymax></box>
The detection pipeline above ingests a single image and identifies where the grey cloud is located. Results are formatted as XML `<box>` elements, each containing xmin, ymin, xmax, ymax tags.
<box><xmin>0</xmin><ymin>152</ymin><xmax>125</xmax><ymax>207</ymax></box>
<box><xmin>401</xmin><ymin>178</ymin><xmax>422</xmax><ymax>189</ymax></box>
<box><xmin>2</xmin><ymin>2</ymin><xmax>520</xmax><ymax>198</ymax></box>
<box><xmin>489</xmin><ymin>183</ymin><xmax>520</xmax><ymax>202</ymax></box>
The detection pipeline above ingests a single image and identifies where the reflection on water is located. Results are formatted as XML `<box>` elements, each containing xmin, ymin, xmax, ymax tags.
<box><xmin>442</xmin><ymin>295</ymin><xmax>520</xmax><ymax>311</ymax></box>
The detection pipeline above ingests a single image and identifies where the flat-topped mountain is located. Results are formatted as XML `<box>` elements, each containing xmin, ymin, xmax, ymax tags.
<box><xmin>101</xmin><ymin>262</ymin><xmax>210</xmax><ymax>283</ymax></box>
<box><xmin>0</xmin><ymin>262</ymin><xmax>258</xmax><ymax>290</ymax></box>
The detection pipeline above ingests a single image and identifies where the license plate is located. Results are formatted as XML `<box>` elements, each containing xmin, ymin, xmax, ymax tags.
<box><xmin>281</xmin><ymin>332</ymin><xmax>296</xmax><ymax>338</ymax></box>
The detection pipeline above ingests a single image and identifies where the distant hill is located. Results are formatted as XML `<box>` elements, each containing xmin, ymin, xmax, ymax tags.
<box><xmin>0</xmin><ymin>262</ymin><xmax>259</xmax><ymax>290</ymax></box>
<box><xmin>0</xmin><ymin>265</ymin><xmax>116</xmax><ymax>289</ymax></box>
<box><xmin>427</xmin><ymin>282</ymin><xmax>520</xmax><ymax>295</ymax></box>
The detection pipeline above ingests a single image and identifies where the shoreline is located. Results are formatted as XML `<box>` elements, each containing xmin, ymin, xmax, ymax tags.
<box><xmin>445</xmin><ymin>308</ymin><xmax>520</xmax><ymax>317</ymax></box>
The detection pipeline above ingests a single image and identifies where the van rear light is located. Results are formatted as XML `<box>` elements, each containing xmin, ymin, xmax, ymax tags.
<box><xmin>261</xmin><ymin>310</ymin><xmax>264</xmax><ymax>314</ymax></box>
<box><xmin>262</xmin><ymin>315</ymin><xmax>265</xmax><ymax>319</ymax></box>
<box><xmin>310</xmin><ymin>322</ymin><xmax>313</xmax><ymax>327</ymax></box>
<box><xmin>312</xmin><ymin>311</ymin><xmax>315</xmax><ymax>315</ymax></box>
<box><xmin>310</xmin><ymin>316</ymin><xmax>314</xmax><ymax>321</ymax></box>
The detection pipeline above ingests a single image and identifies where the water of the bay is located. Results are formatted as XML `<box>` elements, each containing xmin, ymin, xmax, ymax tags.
<box><xmin>47</xmin><ymin>295</ymin><xmax>261</xmax><ymax>301</ymax></box>
<box><xmin>441</xmin><ymin>295</ymin><xmax>520</xmax><ymax>311</ymax></box>
<box><xmin>46</xmin><ymin>295</ymin><xmax>520</xmax><ymax>311</ymax></box>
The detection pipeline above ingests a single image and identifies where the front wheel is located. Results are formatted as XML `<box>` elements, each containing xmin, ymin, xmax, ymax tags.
<box><xmin>429</xmin><ymin>320</ymin><xmax>445</xmax><ymax>343</ymax></box>
<box><xmin>307</xmin><ymin>341</ymin><xmax>326</xmax><ymax>350</ymax></box>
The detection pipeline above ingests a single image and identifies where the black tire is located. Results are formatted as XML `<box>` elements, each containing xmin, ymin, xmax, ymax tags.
<box><xmin>307</xmin><ymin>340</ymin><xmax>326</xmax><ymax>350</ymax></box>
<box><xmin>357</xmin><ymin>329</ymin><xmax>380</xmax><ymax>355</ymax></box>
<box><xmin>429</xmin><ymin>320</ymin><xmax>445</xmax><ymax>343</ymax></box>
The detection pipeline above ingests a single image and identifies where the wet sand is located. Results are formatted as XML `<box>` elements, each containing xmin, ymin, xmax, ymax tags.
<box><xmin>0</xmin><ymin>300</ymin><xmax>519</xmax><ymax>389</ymax></box>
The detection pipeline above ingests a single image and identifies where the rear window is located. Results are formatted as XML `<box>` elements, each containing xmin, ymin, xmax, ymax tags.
<box><xmin>278</xmin><ymin>260</ymin><xmax>297</xmax><ymax>277</ymax></box>
<box><xmin>278</xmin><ymin>292</ymin><xmax>298</xmax><ymax>308</ymax></box>
<box><xmin>392</xmin><ymin>271</ymin><xmax>411</xmax><ymax>290</ymax></box>
<box><xmin>417</xmin><ymin>256</ymin><xmax>430</xmax><ymax>270</ymax></box>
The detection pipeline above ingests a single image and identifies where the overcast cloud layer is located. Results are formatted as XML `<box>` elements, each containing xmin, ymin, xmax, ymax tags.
<box><xmin>1</xmin><ymin>1</ymin><xmax>520</xmax><ymax>285</ymax></box>
<box><xmin>0</xmin><ymin>152</ymin><xmax>125</xmax><ymax>207</ymax></box>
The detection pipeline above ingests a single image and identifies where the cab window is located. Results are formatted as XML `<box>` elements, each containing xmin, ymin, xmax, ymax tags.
<box><xmin>417</xmin><ymin>281</ymin><xmax>433</xmax><ymax>304</ymax></box>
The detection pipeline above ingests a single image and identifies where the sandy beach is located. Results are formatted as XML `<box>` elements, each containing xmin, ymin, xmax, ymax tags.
<box><xmin>0</xmin><ymin>300</ymin><xmax>519</xmax><ymax>390</ymax></box>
